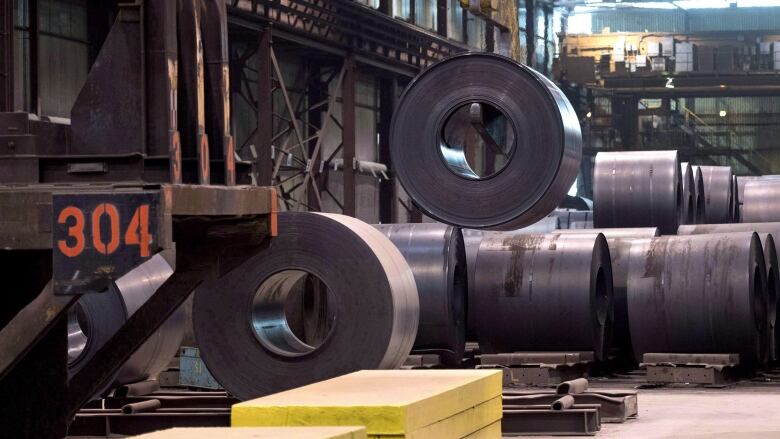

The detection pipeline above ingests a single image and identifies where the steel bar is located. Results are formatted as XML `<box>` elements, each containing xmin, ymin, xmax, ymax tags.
<box><xmin>193</xmin><ymin>212</ymin><xmax>419</xmax><ymax>400</ymax></box>
<box><xmin>695</xmin><ymin>165</ymin><xmax>734</xmax><ymax>224</ymax></box>
<box><xmin>742</xmin><ymin>179</ymin><xmax>780</xmax><ymax>223</ymax></box>
<box><xmin>121</xmin><ymin>399</ymin><xmax>162</xmax><ymax>415</ymax></box>
<box><xmin>627</xmin><ymin>233</ymin><xmax>769</xmax><ymax>367</ymax></box>
<box><xmin>374</xmin><ymin>223</ymin><xmax>467</xmax><ymax>365</ymax></box>
<box><xmin>341</xmin><ymin>56</ymin><xmax>356</xmax><ymax>216</ymax></box>
<box><xmin>390</xmin><ymin>53</ymin><xmax>581</xmax><ymax>230</ymax></box>
<box><xmin>558</xmin><ymin>228</ymin><xmax>660</xmax><ymax>361</ymax></box>
<box><xmin>474</xmin><ymin>233</ymin><xmax>614</xmax><ymax>360</ymax></box>
<box><xmin>593</xmin><ymin>150</ymin><xmax>682</xmax><ymax>234</ymax></box>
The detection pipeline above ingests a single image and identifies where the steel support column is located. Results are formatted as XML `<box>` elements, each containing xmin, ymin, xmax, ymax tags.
<box><xmin>378</xmin><ymin>77</ymin><xmax>395</xmax><ymax>223</ymax></box>
<box><xmin>342</xmin><ymin>56</ymin><xmax>356</xmax><ymax>217</ymax></box>
<box><xmin>525</xmin><ymin>0</ymin><xmax>536</xmax><ymax>67</ymax></box>
<box><xmin>0</xmin><ymin>0</ymin><xmax>14</xmax><ymax>112</ymax></box>
<box><xmin>255</xmin><ymin>29</ymin><xmax>273</xmax><ymax>186</ymax></box>
<box><xmin>437</xmin><ymin>0</ymin><xmax>448</xmax><ymax>37</ymax></box>
<box><xmin>29</xmin><ymin>0</ymin><xmax>38</xmax><ymax>114</ymax></box>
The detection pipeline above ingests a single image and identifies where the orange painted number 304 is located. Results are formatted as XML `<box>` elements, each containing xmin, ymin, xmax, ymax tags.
<box><xmin>57</xmin><ymin>204</ymin><xmax>152</xmax><ymax>258</ymax></box>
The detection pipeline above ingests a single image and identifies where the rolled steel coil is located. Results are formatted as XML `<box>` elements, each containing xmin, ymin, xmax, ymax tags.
<box><xmin>474</xmin><ymin>233</ymin><xmax>614</xmax><ymax>360</ymax></box>
<box><xmin>552</xmin><ymin>209</ymin><xmax>592</xmax><ymax>230</ymax></box>
<box><xmin>558</xmin><ymin>228</ymin><xmax>659</xmax><ymax>360</ymax></box>
<box><xmin>732</xmin><ymin>175</ymin><xmax>740</xmax><ymax>223</ymax></box>
<box><xmin>192</xmin><ymin>212</ymin><xmax>419</xmax><ymax>400</ymax></box>
<box><xmin>694</xmin><ymin>165</ymin><xmax>733</xmax><ymax>224</ymax></box>
<box><xmin>390</xmin><ymin>52</ymin><xmax>581</xmax><ymax>230</ymax></box>
<box><xmin>677</xmin><ymin>223</ymin><xmax>780</xmax><ymax>360</ymax></box>
<box><xmin>735</xmin><ymin>176</ymin><xmax>780</xmax><ymax>220</ymax></box>
<box><xmin>742</xmin><ymin>179</ymin><xmax>780</xmax><ymax>223</ymax></box>
<box><xmin>373</xmin><ymin>223</ymin><xmax>466</xmax><ymax>365</ymax></box>
<box><xmin>693</xmin><ymin>166</ymin><xmax>706</xmax><ymax>224</ymax></box>
<box><xmin>593</xmin><ymin>150</ymin><xmax>682</xmax><ymax>234</ymax></box>
<box><xmin>680</xmin><ymin>162</ymin><xmax>695</xmax><ymax>225</ymax></box>
<box><xmin>67</xmin><ymin>254</ymin><xmax>185</xmax><ymax>393</ymax></box>
<box><xmin>627</xmin><ymin>232</ymin><xmax>769</xmax><ymax>366</ymax></box>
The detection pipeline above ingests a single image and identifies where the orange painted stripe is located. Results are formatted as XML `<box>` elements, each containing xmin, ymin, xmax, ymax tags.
<box><xmin>269</xmin><ymin>188</ymin><xmax>278</xmax><ymax>237</ymax></box>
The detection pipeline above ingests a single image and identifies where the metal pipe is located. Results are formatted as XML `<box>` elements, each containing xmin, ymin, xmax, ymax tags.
<box><xmin>121</xmin><ymin>399</ymin><xmax>161</xmax><ymax>414</ymax></box>
<box><xmin>551</xmin><ymin>395</ymin><xmax>575</xmax><ymax>410</ymax></box>
<box><xmin>113</xmin><ymin>379</ymin><xmax>161</xmax><ymax>398</ymax></box>
<box><xmin>557</xmin><ymin>378</ymin><xmax>589</xmax><ymax>395</ymax></box>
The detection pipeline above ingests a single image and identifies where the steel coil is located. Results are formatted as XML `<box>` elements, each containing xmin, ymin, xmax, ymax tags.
<box><xmin>373</xmin><ymin>223</ymin><xmax>466</xmax><ymax>365</ymax></box>
<box><xmin>390</xmin><ymin>53</ymin><xmax>581</xmax><ymax>230</ymax></box>
<box><xmin>735</xmin><ymin>176</ymin><xmax>780</xmax><ymax>220</ymax></box>
<box><xmin>680</xmin><ymin>162</ymin><xmax>695</xmax><ymax>225</ymax></box>
<box><xmin>192</xmin><ymin>212</ymin><xmax>419</xmax><ymax>400</ymax></box>
<box><xmin>677</xmin><ymin>223</ymin><xmax>780</xmax><ymax>360</ymax></box>
<box><xmin>732</xmin><ymin>175</ymin><xmax>740</xmax><ymax>223</ymax></box>
<box><xmin>694</xmin><ymin>165</ymin><xmax>733</xmax><ymax>224</ymax></box>
<box><xmin>593</xmin><ymin>150</ymin><xmax>682</xmax><ymax>234</ymax></box>
<box><xmin>67</xmin><ymin>254</ymin><xmax>185</xmax><ymax>393</ymax></box>
<box><xmin>627</xmin><ymin>232</ymin><xmax>769</xmax><ymax>366</ymax></box>
<box><xmin>693</xmin><ymin>166</ymin><xmax>706</xmax><ymax>224</ymax></box>
<box><xmin>474</xmin><ymin>233</ymin><xmax>614</xmax><ymax>359</ymax></box>
<box><xmin>742</xmin><ymin>179</ymin><xmax>780</xmax><ymax>223</ymax></box>
<box><xmin>558</xmin><ymin>228</ymin><xmax>659</xmax><ymax>360</ymax></box>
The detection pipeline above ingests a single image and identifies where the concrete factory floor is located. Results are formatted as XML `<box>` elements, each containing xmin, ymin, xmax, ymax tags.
<box><xmin>525</xmin><ymin>384</ymin><xmax>780</xmax><ymax>439</ymax></box>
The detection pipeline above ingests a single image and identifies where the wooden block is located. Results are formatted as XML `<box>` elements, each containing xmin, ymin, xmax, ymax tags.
<box><xmin>368</xmin><ymin>396</ymin><xmax>502</xmax><ymax>438</ymax></box>
<box><xmin>463</xmin><ymin>421</ymin><xmax>502</xmax><ymax>439</ymax></box>
<box><xmin>132</xmin><ymin>426</ymin><xmax>367</xmax><ymax>438</ymax></box>
<box><xmin>232</xmin><ymin>370</ymin><xmax>503</xmax><ymax>436</ymax></box>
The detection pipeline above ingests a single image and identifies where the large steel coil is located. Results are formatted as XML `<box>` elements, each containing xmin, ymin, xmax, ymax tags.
<box><xmin>67</xmin><ymin>254</ymin><xmax>185</xmax><ymax>393</ymax></box>
<box><xmin>694</xmin><ymin>165</ymin><xmax>733</xmax><ymax>224</ymax></box>
<box><xmin>593</xmin><ymin>150</ymin><xmax>682</xmax><ymax>234</ymax></box>
<box><xmin>680</xmin><ymin>162</ymin><xmax>695</xmax><ymax>225</ymax></box>
<box><xmin>732</xmin><ymin>175</ymin><xmax>740</xmax><ymax>223</ymax></box>
<box><xmin>735</xmin><ymin>176</ymin><xmax>780</xmax><ymax>220</ymax></box>
<box><xmin>192</xmin><ymin>212</ymin><xmax>419</xmax><ymax>400</ymax></box>
<box><xmin>677</xmin><ymin>223</ymin><xmax>780</xmax><ymax>360</ymax></box>
<box><xmin>558</xmin><ymin>228</ymin><xmax>659</xmax><ymax>360</ymax></box>
<box><xmin>390</xmin><ymin>53</ymin><xmax>581</xmax><ymax>230</ymax></box>
<box><xmin>742</xmin><ymin>179</ymin><xmax>780</xmax><ymax>223</ymax></box>
<box><xmin>474</xmin><ymin>233</ymin><xmax>614</xmax><ymax>359</ymax></box>
<box><xmin>627</xmin><ymin>232</ymin><xmax>769</xmax><ymax>366</ymax></box>
<box><xmin>373</xmin><ymin>223</ymin><xmax>466</xmax><ymax>365</ymax></box>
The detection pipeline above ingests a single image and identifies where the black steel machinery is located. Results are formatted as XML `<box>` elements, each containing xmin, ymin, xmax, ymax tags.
<box><xmin>0</xmin><ymin>1</ymin><xmax>279</xmax><ymax>437</ymax></box>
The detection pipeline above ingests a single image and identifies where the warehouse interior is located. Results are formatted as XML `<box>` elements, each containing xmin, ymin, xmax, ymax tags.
<box><xmin>6</xmin><ymin>0</ymin><xmax>780</xmax><ymax>438</ymax></box>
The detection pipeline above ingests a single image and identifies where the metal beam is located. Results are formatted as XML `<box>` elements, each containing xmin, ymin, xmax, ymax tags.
<box><xmin>255</xmin><ymin>29</ymin><xmax>273</xmax><ymax>186</ymax></box>
<box><xmin>0</xmin><ymin>0</ymin><xmax>14</xmax><ymax>112</ymax></box>
<box><xmin>342</xmin><ymin>56</ymin><xmax>356</xmax><ymax>217</ymax></box>
<box><xmin>378</xmin><ymin>78</ymin><xmax>395</xmax><ymax>223</ymax></box>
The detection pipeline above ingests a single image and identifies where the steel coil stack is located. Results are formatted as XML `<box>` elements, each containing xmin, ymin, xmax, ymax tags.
<box><xmin>192</xmin><ymin>212</ymin><xmax>420</xmax><ymax>400</ymax></box>
<box><xmin>474</xmin><ymin>232</ymin><xmax>614</xmax><ymax>360</ymax></box>
<box><xmin>67</xmin><ymin>254</ymin><xmax>185</xmax><ymax>396</ymax></box>
<box><xmin>627</xmin><ymin>232</ymin><xmax>769</xmax><ymax>367</ymax></box>
<box><xmin>390</xmin><ymin>53</ymin><xmax>581</xmax><ymax>230</ymax></box>
<box><xmin>593</xmin><ymin>150</ymin><xmax>682</xmax><ymax>234</ymax></box>
<box><xmin>373</xmin><ymin>223</ymin><xmax>467</xmax><ymax>365</ymax></box>
<box><xmin>678</xmin><ymin>223</ymin><xmax>780</xmax><ymax>360</ymax></box>
<box><xmin>559</xmin><ymin>228</ymin><xmax>660</xmax><ymax>361</ymax></box>
<box><xmin>694</xmin><ymin>165</ymin><xmax>734</xmax><ymax>224</ymax></box>
<box><xmin>680</xmin><ymin>162</ymin><xmax>696</xmax><ymax>225</ymax></box>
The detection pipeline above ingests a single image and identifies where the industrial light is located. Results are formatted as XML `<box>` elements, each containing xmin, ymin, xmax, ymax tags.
<box><xmin>586</xmin><ymin>111</ymin><xmax>592</xmax><ymax>118</ymax></box>
<box><xmin>719</xmin><ymin>110</ymin><xmax>727</xmax><ymax>117</ymax></box>
<box><xmin>665</xmin><ymin>78</ymin><xmax>675</xmax><ymax>89</ymax></box>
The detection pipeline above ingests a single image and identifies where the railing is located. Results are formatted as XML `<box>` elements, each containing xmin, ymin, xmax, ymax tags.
<box><xmin>226</xmin><ymin>0</ymin><xmax>470</xmax><ymax>73</ymax></box>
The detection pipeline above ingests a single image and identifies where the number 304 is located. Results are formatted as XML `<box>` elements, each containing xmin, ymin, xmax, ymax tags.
<box><xmin>57</xmin><ymin>204</ymin><xmax>152</xmax><ymax>258</ymax></box>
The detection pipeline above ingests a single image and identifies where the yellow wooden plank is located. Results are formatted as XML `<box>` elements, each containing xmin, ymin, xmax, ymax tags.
<box><xmin>232</xmin><ymin>370</ymin><xmax>502</xmax><ymax>435</ymax></box>
<box><xmin>366</xmin><ymin>396</ymin><xmax>502</xmax><ymax>438</ymax></box>
<box><xmin>462</xmin><ymin>420</ymin><xmax>502</xmax><ymax>439</ymax></box>
<box><xmin>132</xmin><ymin>426</ymin><xmax>367</xmax><ymax>439</ymax></box>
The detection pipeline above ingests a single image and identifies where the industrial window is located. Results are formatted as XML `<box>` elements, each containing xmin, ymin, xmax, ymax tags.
<box><xmin>448</xmin><ymin>0</ymin><xmax>464</xmax><ymax>42</ymax></box>
<box><xmin>466</xmin><ymin>11</ymin><xmax>486</xmax><ymax>49</ymax></box>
